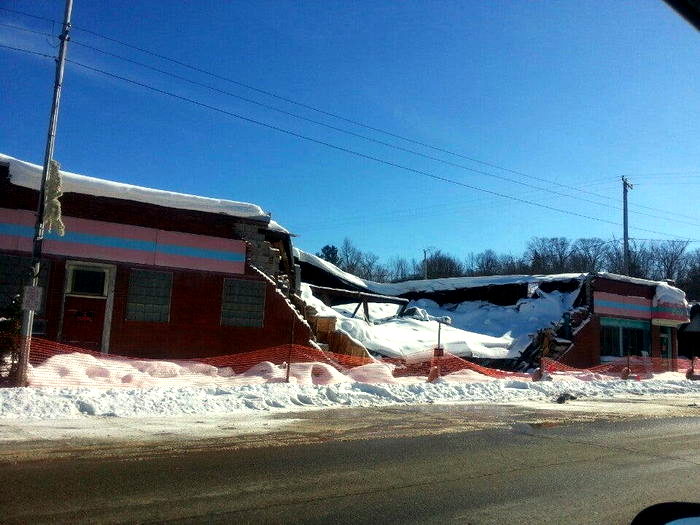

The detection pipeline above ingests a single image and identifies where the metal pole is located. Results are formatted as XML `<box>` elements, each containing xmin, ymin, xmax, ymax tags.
<box><xmin>286</xmin><ymin>316</ymin><xmax>295</xmax><ymax>383</ymax></box>
<box><xmin>17</xmin><ymin>0</ymin><xmax>74</xmax><ymax>386</ymax></box>
<box><xmin>622</xmin><ymin>176</ymin><xmax>633</xmax><ymax>276</ymax></box>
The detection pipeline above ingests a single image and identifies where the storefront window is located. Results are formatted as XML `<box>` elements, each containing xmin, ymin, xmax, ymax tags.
<box><xmin>600</xmin><ymin>318</ymin><xmax>650</xmax><ymax>357</ymax></box>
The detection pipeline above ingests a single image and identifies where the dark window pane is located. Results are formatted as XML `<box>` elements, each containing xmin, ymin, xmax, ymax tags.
<box><xmin>71</xmin><ymin>268</ymin><xmax>106</xmax><ymax>296</ymax></box>
<box><xmin>601</xmin><ymin>325</ymin><xmax>620</xmax><ymax>357</ymax></box>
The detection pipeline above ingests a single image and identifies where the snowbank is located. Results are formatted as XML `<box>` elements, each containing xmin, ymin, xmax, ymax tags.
<box><xmin>1</xmin><ymin>153</ymin><xmax>271</xmax><ymax>221</ymax></box>
<box><xmin>2</xmin><ymin>375</ymin><xmax>698</xmax><ymax>420</ymax></box>
<box><xmin>1</xmin><ymin>350</ymin><xmax>696</xmax><ymax>420</ymax></box>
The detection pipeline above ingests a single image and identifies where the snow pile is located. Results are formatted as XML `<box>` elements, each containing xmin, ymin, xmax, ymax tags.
<box><xmin>27</xmin><ymin>352</ymin><xmax>357</xmax><ymax>388</ymax></box>
<box><xmin>1</xmin><ymin>350</ymin><xmax>696</xmax><ymax>420</ymax></box>
<box><xmin>407</xmin><ymin>289</ymin><xmax>579</xmax><ymax>358</ymax></box>
<box><xmin>1</xmin><ymin>153</ymin><xmax>272</xmax><ymax>221</ymax></box>
<box><xmin>301</xmin><ymin>284</ymin><xmax>512</xmax><ymax>358</ymax></box>
<box><xmin>1</xmin><ymin>374</ymin><xmax>698</xmax><ymax>420</ymax></box>
<box><xmin>301</xmin><ymin>283</ymin><xmax>577</xmax><ymax>359</ymax></box>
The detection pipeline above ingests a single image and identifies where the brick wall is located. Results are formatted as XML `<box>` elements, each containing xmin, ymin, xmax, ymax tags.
<box><xmin>558</xmin><ymin>316</ymin><xmax>600</xmax><ymax>368</ymax></box>
<box><xmin>26</xmin><ymin>252</ymin><xmax>311</xmax><ymax>359</ymax></box>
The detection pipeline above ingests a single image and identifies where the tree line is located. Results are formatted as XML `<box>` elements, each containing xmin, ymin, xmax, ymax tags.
<box><xmin>316</xmin><ymin>237</ymin><xmax>700</xmax><ymax>300</ymax></box>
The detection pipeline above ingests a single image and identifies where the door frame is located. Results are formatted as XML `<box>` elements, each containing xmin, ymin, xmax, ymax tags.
<box><xmin>58</xmin><ymin>260</ymin><xmax>117</xmax><ymax>354</ymax></box>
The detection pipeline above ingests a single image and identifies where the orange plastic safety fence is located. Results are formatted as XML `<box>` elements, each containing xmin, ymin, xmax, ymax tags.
<box><xmin>15</xmin><ymin>337</ymin><xmax>529</xmax><ymax>386</ymax></box>
<box><xmin>542</xmin><ymin>356</ymin><xmax>693</xmax><ymax>376</ymax></box>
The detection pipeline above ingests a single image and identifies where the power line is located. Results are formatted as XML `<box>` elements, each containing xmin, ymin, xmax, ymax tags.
<box><xmin>0</xmin><ymin>6</ymin><xmax>54</xmax><ymax>23</ymax></box>
<box><xmin>0</xmin><ymin>21</ymin><xmax>53</xmax><ymax>37</ymax></box>
<box><xmin>66</xmin><ymin>38</ymin><xmax>700</xmax><ymax>228</ymax></box>
<box><xmin>3</xmin><ymin>41</ymin><xmax>697</xmax><ymax>243</ymax></box>
<box><xmin>3</xmin><ymin>11</ymin><xmax>699</xmax><ymax>226</ymax></box>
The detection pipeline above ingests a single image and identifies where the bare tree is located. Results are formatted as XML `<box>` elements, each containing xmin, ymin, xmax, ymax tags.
<box><xmin>525</xmin><ymin>237</ymin><xmax>574</xmax><ymax>273</ymax></box>
<box><xmin>651</xmin><ymin>240</ymin><xmax>690</xmax><ymax>281</ymax></box>
<box><xmin>570</xmin><ymin>238</ymin><xmax>608</xmax><ymax>272</ymax></box>
<box><xmin>387</xmin><ymin>256</ymin><xmax>411</xmax><ymax>282</ymax></box>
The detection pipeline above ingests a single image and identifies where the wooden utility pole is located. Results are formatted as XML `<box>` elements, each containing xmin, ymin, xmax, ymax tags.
<box><xmin>622</xmin><ymin>176</ymin><xmax>633</xmax><ymax>276</ymax></box>
<box><xmin>17</xmin><ymin>0</ymin><xmax>74</xmax><ymax>386</ymax></box>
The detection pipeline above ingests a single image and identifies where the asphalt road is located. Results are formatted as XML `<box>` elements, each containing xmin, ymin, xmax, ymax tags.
<box><xmin>1</xmin><ymin>415</ymin><xmax>699</xmax><ymax>524</ymax></box>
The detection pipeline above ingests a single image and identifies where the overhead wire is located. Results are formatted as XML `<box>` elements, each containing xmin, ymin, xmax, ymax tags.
<box><xmin>64</xmin><ymin>37</ymin><xmax>700</xmax><ymax>230</ymax></box>
<box><xmin>2</xmin><ymin>6</ymin><xmax>699</xmax><ymax>224</ymax></box>
<box><xmin>3</xmin><ymin>41</ymin><xmax>698</xmax><ymax>243</ymax></box>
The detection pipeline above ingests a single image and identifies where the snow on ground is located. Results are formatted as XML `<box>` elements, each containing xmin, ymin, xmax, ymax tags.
<box><xmin>1</xmin><ymin>351</ymin><xmax>698</xmax><ymax>420</ymax></box>
<box><xmin>2</xmin><ymin>375</ymin><xmax>698</xmax><ymax>420</ymax></box>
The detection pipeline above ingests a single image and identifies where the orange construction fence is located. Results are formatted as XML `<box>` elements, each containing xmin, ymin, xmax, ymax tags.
<box><xmin>1</xmin><ymin>336</ymin><xmax>696</xmax><ymax>387</ymax></box>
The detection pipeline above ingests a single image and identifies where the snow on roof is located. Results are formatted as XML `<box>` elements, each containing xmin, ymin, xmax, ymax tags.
<box><xmin>1</xmin><ymin>153</ymin><xmax>277</xmax><ymax>223</ymax></box>
<box><xmin>595</xmin><ymin>272</ymin><xmax>688</xmax><ymax>307</ymax></box>
<box><xmin>369</xmin><ymin>273</ymin><xmax>586</xmax><ymax>297</ymax></box>
<box><xmin>294</xmin><ymin>248</ymin><xmax>371</xmax><ymax>290</ymax></box>
<box><xmin>295</xmin><ymin>248</ymin><xmax>585</xmax><ymax>296</ymax></box>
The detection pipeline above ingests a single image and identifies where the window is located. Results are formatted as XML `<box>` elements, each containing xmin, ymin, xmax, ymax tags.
<box><xmin>0</xmin><ymin>254</ymin><xmax>49</xmax><ymax>315</ymax></box>
<box><xmin>126</xmin><ymin>269</ymin><xmax>172</xmax><ymax>322</ymax></box>
<box><xmin>600</xmin><ymin>317</ymin><xmax>650</xmax><ymax>357</ymax></box>
<box><xmin>68</xmin><ymin>266</ymin><xmax>107</xmax><ymax>296</ymax></box>
<box><xmin>221</xmin><ymin>278</ymin><xmax>266</xmax><ymax>327</ymax></box>
<box><xmin>601</xmin><ymin>325</ymin><xmax>620</xmax><ymax>357</ymax></box>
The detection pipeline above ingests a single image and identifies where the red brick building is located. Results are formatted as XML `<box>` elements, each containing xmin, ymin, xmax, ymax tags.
<box><xmin>0</xmin><ymin>154</ymin><xmax>311</xmax><ymax>359</ymax></box>
<box><xmin>557</xmin><ymin>273</ymin><xmax>689</xmax><ymax>368</ymax></box>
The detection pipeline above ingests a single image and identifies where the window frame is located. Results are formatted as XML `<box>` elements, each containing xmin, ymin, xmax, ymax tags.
<box><xmin>125</xmin><ymin>268</ymin><xmax>173</xmax><ymax>323</ymax></box>
<box><xmin>66</xmin><ymin>265</ymin><xmax>109</xmax><ymax>298</ymax></box>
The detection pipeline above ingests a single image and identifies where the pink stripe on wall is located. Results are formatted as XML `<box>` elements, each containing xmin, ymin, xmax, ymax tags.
<box><xmin>0</xmin><ymin>208</ymin><xmax>34</xmax><ymax>226</ymax></box>
<box><xmin>42</xmin><ymin>240</ymin><xmax>154</xmax><ymax>265</ymax></box>
<box><xmin>62</xmin><ymin>215</ymin><xmax>157</xmax><ymax>242</ymax></box>
<box><xmin>594</xmin><ymin>291</ymin><xmax>651</xmax><ymax>307</ymax></box>
<box><xmin>155</xmin><ymin>252</ymin><xmax>245</xmax><ymax>274</ymax></box>
<box><xmin>157</xmin><ymin>229</ymin><xmax>246</xmax><ymax>253</ymax></box>
<box><xmin>1</xmin><ymin>206</ymin><xmax>246</xmax><ymax>275</ymax></box>
<box><xmin>0</xmin><ymin>234</ymin><xmax>31</xmax><ymax>252</ymax></box>
<box><xmin>653</xmin><ymin>311</ymin><xmax>688</xmax><ymax>321</ymax></box>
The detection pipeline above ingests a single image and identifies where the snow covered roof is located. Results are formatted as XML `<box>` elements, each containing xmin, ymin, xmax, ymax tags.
<box><xmin>1</xmin><ymin>153</ymin><xmax>278</xmax><ymax>223</ymax></box>
<box><xmin>594</xmin><ymin>272</ymin><xmax>688</xmax><ymax>308</ymax></box>
<box><xmin>294</xmin><ymin>248</ymin><xmax>370</xmax><ymax>290</ymax></box>
<box><xmin>369</xmin><ymin>273</ymin><xmax>586</xmax><ymax>297</ymax></box>
<box><xmin>294</xmin><ymin>248</ymin><xmax>585</xmax><ymax>296</ymax></box>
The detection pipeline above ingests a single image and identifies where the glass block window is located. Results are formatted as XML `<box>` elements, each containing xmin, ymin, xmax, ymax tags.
<box><xmin>126</xmin><ymin>269</ymin><xmax>172</xmax><ymax>322</ymax></box>
<box><xmin>221</xmin><ymin>278</ymin><xmax>266</xmax><ymax>327</ymax></box>
<box><xmin>0</xmin><ymin>254</ymin><xmax>49</xmax><ymax>314</ymax></box>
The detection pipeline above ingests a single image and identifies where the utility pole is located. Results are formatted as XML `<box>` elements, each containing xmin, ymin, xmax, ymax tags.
<box><xmin>622</xmin><ymin>176</ymin><xmax>633</xmax><ymax>276</ymax></box>
<box><xmin>423</xmin><ymin>249</ymin><xmax>428</xmax><ymax>279</ymax></box>
<box><xmin>16</xmin><ymin>0</ymin><xmax>74</xmax><ymax>386</ymax></box>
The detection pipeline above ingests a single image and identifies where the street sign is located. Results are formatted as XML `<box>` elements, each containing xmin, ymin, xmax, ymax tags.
<box><xmin>22</xmin><ymin>286</ymin><xmax>43</xmax><ymax>312</ymax></box>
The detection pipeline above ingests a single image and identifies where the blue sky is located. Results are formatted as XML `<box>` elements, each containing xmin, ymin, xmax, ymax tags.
<box><xmin>2</xmin><ymin>0</ymin><xmax>700</xmax><ymax>263</ymax></box>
